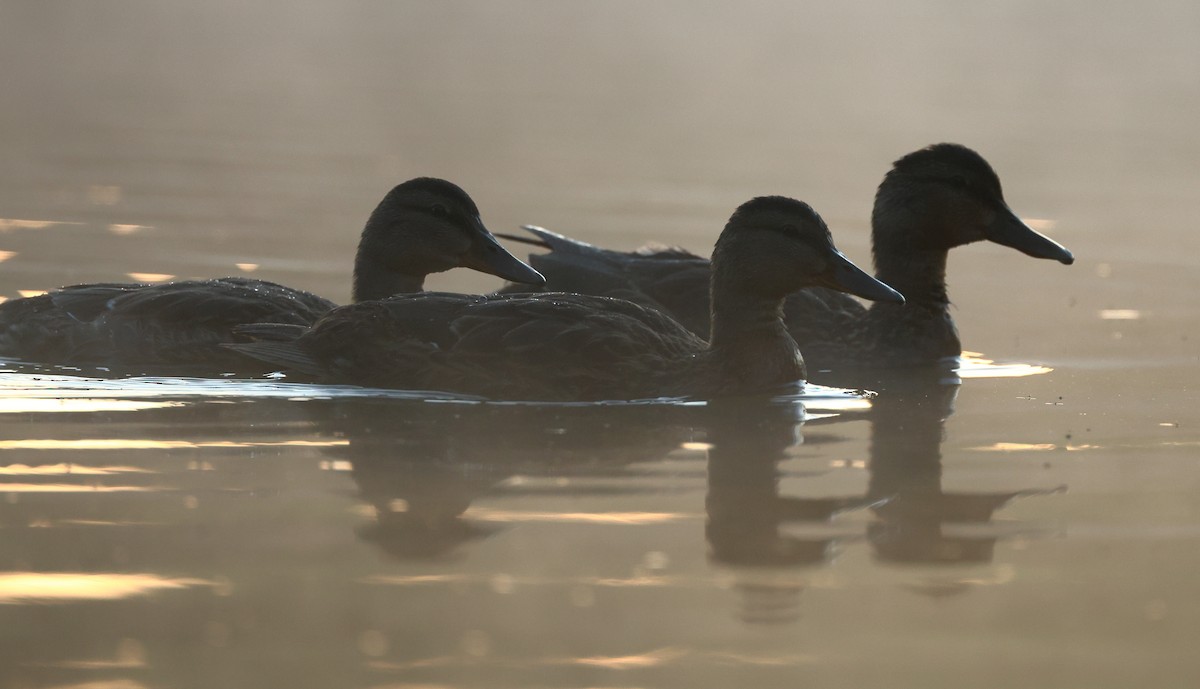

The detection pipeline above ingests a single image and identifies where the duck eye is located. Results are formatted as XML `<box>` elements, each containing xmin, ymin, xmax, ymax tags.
<box><xmin>430</xmin><ymin>204</ymin><xmax>450</xmax><ymax>218</ymax></box>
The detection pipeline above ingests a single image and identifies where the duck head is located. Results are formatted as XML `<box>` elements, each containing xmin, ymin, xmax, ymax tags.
<box><xmin>872</xmin><ymin>143</ymin><xmax>1074</xmax><ymax>265</ymax></box>
<box><xmin>711</xmin><ymin>196</ymin><xmax>905</xmax><ymax>304</ymax></box>
<box><xmin>353</xmin><ymin>178</ymin><xmax>545</xmax><ymax>301</ymax></box>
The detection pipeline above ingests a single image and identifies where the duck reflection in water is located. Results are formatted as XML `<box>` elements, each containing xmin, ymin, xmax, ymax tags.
<box><xmin>313</xmin><ymin>399</ymin><xmax>695</xmax><ymax>560</ymax></box>
<box><xmin>703</xmin><ymin>370</ymin><xmax>1064</xmax><ymax>619</ymax></box>
<box><xmin>703</xmin><ymin>398</ymin><xmax>872</xmax><ymax>625</ymax></box>
<box><xmin>312</xmin><ymin>370</ymin><xmax>1062</xmax><ymax>618</ymax></box>
<box><xmin>863</xmin><ymin>370</ymin><xmax>1064</xmax><ymax>569</ymax></box>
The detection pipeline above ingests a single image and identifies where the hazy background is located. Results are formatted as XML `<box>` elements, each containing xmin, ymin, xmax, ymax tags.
<box><xmin>2</xmin><ymin>2</ymin><xmax>1197</xmax><ymax>297</ymax></box>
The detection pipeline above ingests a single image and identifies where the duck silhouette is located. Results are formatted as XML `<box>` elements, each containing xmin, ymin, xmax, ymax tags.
<box><xmin>0</xmin><ymin>178</ymin><xmax>543</xmax><ymax>371</ymax></box>
<box><xmin>496</xmin><ymin>144</ymin><xmax>1073</xmax><ymax>372</ymax></box>
<box><xmin>228</xmin><ymin>196</ymin><xmax>903</xmax><ymax>401</ymax></box>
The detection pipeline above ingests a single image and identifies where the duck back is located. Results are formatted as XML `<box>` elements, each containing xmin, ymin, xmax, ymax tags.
<box><xmin>232</xmin><ymin>292</ymin><xmax>710</xmax><ymax>401</ymax></box>
<box><xmin>0</xmin><ymin>278</ymin><xmax>336</xmax><ymax>368</ymax></box>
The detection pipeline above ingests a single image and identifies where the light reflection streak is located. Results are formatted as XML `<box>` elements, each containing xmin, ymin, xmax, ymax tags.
<box><xmin>0</xmin><ymin>483</ymin><xmax>163</xmax><ymax>493</ymax></box>
<box><xmin>363</xmin><ymin>570</ymin><xmax>837</xmax><ymax>592</ymax></box>
<box><xmin>0</xmin><ymin>572</ymin><xmax>213</xmax><ymax>604</ymax></box>
<box><xmin>27</xmin><ymin>519</ymin><xmax>164</xmax><ymax>528</ymax></box>
<box><xmin>707</xmin><ymin>651</ymin><xmax>818</xmax><ymax>666</ymax></box>
<box><xmin>970</xmin><ymin>442</ymin><xmax>1097</xmax><ymax>452</ymax></box>
<box><xmin>956</xmin><ymin>354</ymin><xmax>1052</xmax><ymax>378</ymax></box>
<box><xmin>571</xmin><ymin>647</ymin><xmax>687</xmax><ymax>668</ymax></box>
<box><xmin>973</xmin><ymin>440</ymin><xmax>1199</xmax><ymax>452</ymax></box>
<box><xmin>778</xmin><ymin>384</ymin><xmax>873</xmax><ymax>411</ymax></box>
<box><xmin>0</xmin><ymin>438</ymin><xmax>346</xmax><ymax>450</ymax></box>
<box><xmin>126</xmin><ymin>273</ymin><xmax>173</xmax><ymax>283</ymax></box>
<box><xmin>35</xmin><ymin>681</ymin><xmax>150</xmax><ymax>689</ymax></box>
<box><xmin>363</xmin><ymin>574</ymin><xmax>675</xmax><ymax>588</ymax></box>
<box><xmin>0</xmin><ymin>372</ymin><xmax>487</xmax><ymax>403</ymax></box>
<box><xmin>318</xmin><ymin>460</ymin><xmax>354</xmax><ymax>472</ymax></box>
<box><xmin>0</xmin><ymin>463</ymin><xmax>153</xmax><ymax>475</ymax></box>
<box><xmin>349</xmin><ymin>503</ymin><xmax>700</xmax><ymax>524</ymax></box>
<box><xmin>367</xmin><ymin>646</ymin><xmax>815</xmax><ymax>672</ymax></box>
<box><xmin>236</xmin><ymin>263</ymin><xmax>259</xmax><ymax>271</ymax></box>
<box><xmin>0</xmin><ymin>250</ymin><xmax>14</xmax><ymax>262</ymax></box>
<box><xmin>0</xmin><ymin>218</ymin><xmax>84</xmax><ymax>232</ymax></box>
<box><xmin>33</xmin><ymin>659</ymin><xmax>145</xmax><ymax>669</ymax></box>
<box><xmin>18</xmin><ymin>289</ymin><xmax>48</xmax><ymax>298</ymax></box>
<box><xmin>0</xmin><ymin>399</ymin><xmax>183</xmax><ymax>414</ymax></box>
<box><xmin>1099</xmin><ymin>309</ymin><xmax>1143</xmax><ymax>320</ymax></box>
<box><xmin>462</xmin><ymin>507</ymin><xmax>694</xmax><ymax>524</ymax></box>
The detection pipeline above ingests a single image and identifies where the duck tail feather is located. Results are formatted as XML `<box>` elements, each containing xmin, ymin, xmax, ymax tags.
<box><xmin>513</xmin><ymin>225</ymin><xmax>605</xmax><ymax>256</ymax></box>
<box><xmin>221</xmin><ymin>342</ymin><xmax>324</xmax><ymax>376</ymax></box>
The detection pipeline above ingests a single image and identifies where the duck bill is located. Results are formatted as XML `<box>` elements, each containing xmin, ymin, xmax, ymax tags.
<box><xmin>821</xmin><ymin>250</ymin><xmax>905</xmax><ymax>304</ymax></box>
<box><xmin>986</xmin><ymin>206</ymin><xmax>1075</xmax><ymax>265</ymax></box>
<box><xmin>464</xmin><ymin>219</ymin><xmax>547</xmax><ymax>285</ymax></box>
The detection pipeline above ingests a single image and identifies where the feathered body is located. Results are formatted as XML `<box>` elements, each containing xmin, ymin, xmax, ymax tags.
<box><xmin>497</xmin><ymin>144</ymin><xmax>1073</xmax><ymax>372</ymax></box>
<box><xmin>229</xmin><ymin>196</ymin><xmax>904</xmax><ymax>401</ymax></box>
<box><xmin>0</xmin><ymin>178</ymin><xmax>543</xmax><ymax>370</ymax></box>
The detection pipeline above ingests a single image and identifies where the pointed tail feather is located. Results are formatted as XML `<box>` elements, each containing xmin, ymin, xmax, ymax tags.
<box><xmin>222</xmin><ymin>342</ymin><xmax>324</xmax><ymax>376</ymax></box>
<box><xmin>494</xmin><ymin>225</ymin><xmax>607</xmax><ymax>257</ymax></box>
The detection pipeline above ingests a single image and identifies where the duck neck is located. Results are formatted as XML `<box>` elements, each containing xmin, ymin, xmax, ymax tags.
<box><xmin>352</xmin><ymin>254</ymin><xmax>425</xmax><ymax>302</ymax></box>
<box><xmin>708</xmin><ymin>283</ymin><xmax>805</xmax><ymax>387</ymax></box>
<box><xmin>873</xmin><ymin>248</ymin><xmax>949</xmax><ymax>309</ymax></box>
<box><xmin>866</xmin><ymin>247</ymin><xmax>961</xmax><ymax>362</ymax></box>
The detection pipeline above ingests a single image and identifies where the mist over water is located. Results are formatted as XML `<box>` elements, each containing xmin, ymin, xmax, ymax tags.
<box><xmin>1</xmin><ymin>3</ymin><xmax>1198</xmax><ymax>688</ymax></box>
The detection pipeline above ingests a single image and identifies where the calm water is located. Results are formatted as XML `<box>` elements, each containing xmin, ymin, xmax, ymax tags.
<box><xmin>1</xmin><ymin>3</ymin><xmax>1199</xmax><ymax>688</ymax></box>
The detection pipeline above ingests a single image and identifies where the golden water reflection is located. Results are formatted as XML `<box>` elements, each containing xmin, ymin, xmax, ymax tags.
<box><xmin>1099</xmin><ymin>309</ymin><xmax>1144</xmax><ymax>320</ymax></box>
<box><xmin>0</xmin><ymin>463</ymin><xmax>154</xmax><ymax>475</ymax></box>
<box><xmin>36</xmin><ymin>680</ymin><xmax>150</xmax><ymax>689</ymax></box>
<box><xmin>0</xmin><ymin>218</ymin><xmax>83</xmax><ymax>232</ymax></box>
<box><xmin>0</xmin><ymin>572</ymin><xmax>213</xmax><ymax>604</ymax></box>
<box><xmin>956</xmin><ymin>353</ymin><xmax>1052</xmax><ymax>379</ymax></box>
<box><xmin>0</xmin><ymin>438</ymin><xmax>347</xmax><ymax>450</ymax></box>
<box><xmin>461</xmin><ymin>507</ymin><xmax>695</xmax><ymax>524</ymax></box>
<box><xmin>367</xmin><ymin>645</ymin><xmax>818</xmax><ymax>672</ymax></box>
<box><xmin>0</xmin><ymin>399</ymin><xmax>184</xmax><ymax>414</ymax></box>
<box><xmin>970</xmin><ymin>442</ymin><xmax>1097</xmax><ymax>452</ymax></box>
<box><xmin>125</xmin><ymin>273</ymin><xmax>173</xmax><ymax>283</ymax></box>
<box><xmin>0</xmin><ymin>483</ymin><xmax>164</xmax><ymax>493</ymax></box>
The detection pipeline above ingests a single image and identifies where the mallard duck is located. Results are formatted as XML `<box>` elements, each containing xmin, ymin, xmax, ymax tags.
<box><xmin>496</xmin><ymin>144</ymin><xmax>1073</xmax><ymax>370</ymax></box>
<box><xmin>227</xmin><ymin>196</ymin><xmax>904</xmax><ymax>401</ymax></box>
<box><xmin>0</xmin><ymin>178</ymin><xmax>544</xmax><ymax>370</ymax></box>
